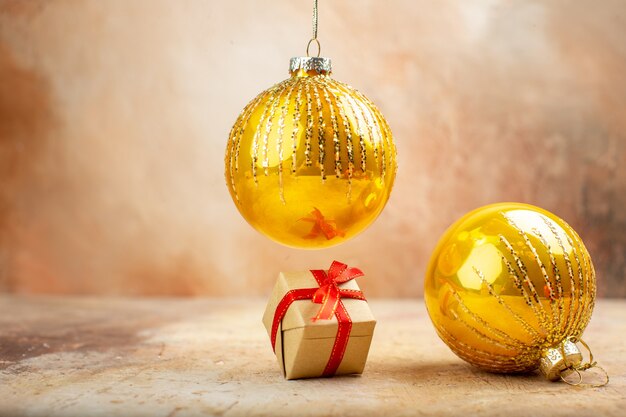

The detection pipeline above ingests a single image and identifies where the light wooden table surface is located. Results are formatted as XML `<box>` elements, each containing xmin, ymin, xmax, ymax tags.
<box><xmin>0</xmin><ymin>297</ymin><xmax>624</xmax><ymax>417</ymax></box>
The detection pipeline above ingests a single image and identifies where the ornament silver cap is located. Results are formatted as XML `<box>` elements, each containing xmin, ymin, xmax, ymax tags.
<box><xmin>539</xmin><ymin>339</ymin><xmax>583</xmax><ymax>381</ymax></box>
<box><xmin>289</xmin><ymin>56</ymin><xmax>332</xmax><ymax>75</ymax></box>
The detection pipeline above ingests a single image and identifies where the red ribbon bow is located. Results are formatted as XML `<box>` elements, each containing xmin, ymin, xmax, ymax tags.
<box><xmin>311</xmin><ymin>261</ymin><xmax>365</xmax><ymax>321</ymax></box>
<box><xmin>270</xmin><ymin>261</ymin><xmax>367</xmax><ymax>377</ymax></box>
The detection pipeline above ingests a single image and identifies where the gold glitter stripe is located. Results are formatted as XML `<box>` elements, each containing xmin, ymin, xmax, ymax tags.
<box><xmin>564</xmin><ymin>232</ymin><xmax>587</xmax><ymax>338</ymax></box>
<box><xmin>356</xmin><ymin>93</ymin><xmax>380</xmax><ymax>172</ymax></box>
<box><xmin>226</xmin><ymin>122</ymin><xmax>240</xmax><ymax>202</ymax></box>
<box><xmin>579</xmin><ymin>249</ymin><xmax>596</xmax><ymax>336</ymax></box>
<box><xmin>262</xmin><ymin>79</ymin><xmax>294</xmax><ymax>177</ymax></box>
<box><xmin>233</xmin><ymin>89</ymin><xmax>269</xmax><ymax>174</ymax></box>
<box><xmin>334</xmin><ymin>82</ymin><xmax>367</xmax><ymax>173</ymax></box>
<box><xmin>311</xmin><ymin>80</ymin><xmax>326</xmax><ymax>182</ymax></box>
<box><xmin>565</xmin><ymin>225</ymin><xmax>595</xmax><ymax>339</ymax></box>
<box><xmin>583</xmin><ymin>249</ymin><xmax>597</xmax><ymax>330</ymax></box>
<box><xmin>379</xmin><ymin>109</ymin><xmax>396</xmax><ymax>183</ymax></box>
<box><xmin>371</xmin><ymin>109</ymin><xmax>392</xmax><ymax>184</ymax></box>
<box><xmin>275</xmin><ymin>81</ymin><xmax>297</xmax><ymax>203</ymax></box>
<box><xmin>503</xmin><ymin>214</ymin><xmax>560</xmax><ymax>326</ymax></box>
<box><xmin>316</xmin><ymin>79</ymin><xmax>342</xmax><ymax>179</ymax></box>
<box><xmin>533</xmin><ymin>229</ymin><xmax>566</xmax><ymax>335</ymax></box>
<box><xmin>335</xmin><ymin>83</ymin><xmax>374</xmax><ymax>173</ymax></box>
<box><xmin>449</xmin><ymin>309</ymin><xmax>519</xmax><ymax>351</ymax></box>
<box><xmin>500</xmin><ymin>254</ymin><xmax>548</xmax><ymax>339</ymax></box>
<box><xmin>499</xmin><ymin>234</ymin><xmax>552</xmax><ymax>334</ymax></box>
<box><xmin>304</xmin><ymin>79</ymin><xmax>315</xmax><ymax>167</ymax></box>
<box><xmin>227</xmin><ymin>89</ymin><xmax>270</xmax><ymax>202</ymax></box>
<box><xmin>291</xmin><ymin>82</ymin><xmax>304</xmax><ymax>174</ymax></box>
<box><xmin>577</xmin><ymin>231</ymin><xmax>596</xmax><ymax>326</ymax></box>
<box><xmin>497</xmin><ymin>237</ymin><xmax>547</xmax><ymax>337</ymax></box>
<box><xmin>435</xmin><ymin>323</ymin><xmax>538</xmax><ymax>371</ymax></box>
<box><xmin>450</xmin><ymin>288</ymin><xmax>531</xmax><ymax>348</ymax></box>
<box><xmin>251</xmin><ymin>85</ymin><xmax>282</xmax><ymax>184</ymax></box>
<box><xmin>524</xmin><ymin>233</ymin><xmax>560</xmax><ymax>325</ymax></box>
<box><xmin>435</xmin><ymin>323</ymin><xmax>516</xmax><ymax>361</ymax></box>
<box><xmin>318</xmin><ymin>78</ymin><xmax>355</xmax><ymax>200</ymax></box>
<box><xmin>473</xmin><ymin>266</ymin><xmax>543</xmax><ymax>340</ymax></box>
<box><xmin>358</xmin><ymin>98</ymin><xmax>380</xmax><ymax>173</ymax></box>
<box><xmin>349</xmin><ymin>88</ymin><xmax>388</xmax><ymax>181</ymax></box>
<box><xmin>542</xmin><ymin>217</ymin><xmax>578</xmax><ymax>339</ymax></box>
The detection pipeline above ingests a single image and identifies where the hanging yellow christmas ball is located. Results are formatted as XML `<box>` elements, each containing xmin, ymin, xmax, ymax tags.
<box><xmin>425</xmin><ymin>203</ymin><xmax>598</xmax><ymax>380</ymax></box>
<box><xmin>225</xmin><ymin>56</ymin><xmax>396</xmax><ymax>248</ymax></box>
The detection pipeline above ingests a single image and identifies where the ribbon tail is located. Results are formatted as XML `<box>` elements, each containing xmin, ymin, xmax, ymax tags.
<box><xmin>328</xmin><ymin>261</ymin><xmax>348</xmax><ymax>280</ymax></box>
<box><xmin>335</xmin><ymin>267</ymin><xmax>365</xmax><ymax>284</ymax></box>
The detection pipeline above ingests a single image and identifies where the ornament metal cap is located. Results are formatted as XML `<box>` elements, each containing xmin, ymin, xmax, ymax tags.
<box><xmin>289</xmin><ymin>56</ymin><xmax>332</xmax><ymax>75</ymax></box>
<box><xmin>539</xmin><ymin>339</ymin><xmax>583</xmax><ymax>381</ymax></box>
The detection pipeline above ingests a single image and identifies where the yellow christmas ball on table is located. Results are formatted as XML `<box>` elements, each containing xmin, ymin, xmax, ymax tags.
<box><xmin>225</xmin><ymin>56</ymin><xmax>396</xmax><ymax>249</ymax></box>
<box><xmin>425</xmin><ymin>203</ymin><xmax>602</xmax><ymax>381</ymax></box>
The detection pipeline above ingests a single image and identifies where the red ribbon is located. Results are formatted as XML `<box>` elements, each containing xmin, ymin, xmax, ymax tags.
<box><xmin>270</xmin><ymin>261</ymin><xmax>367</xmax><ymax>377</ymax></box>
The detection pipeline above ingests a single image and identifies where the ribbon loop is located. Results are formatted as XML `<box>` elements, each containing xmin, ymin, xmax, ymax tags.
<box><xmin>330</xmin><ymin>261</ymin><xmax>364</xmax><ymax>284</ymax></box>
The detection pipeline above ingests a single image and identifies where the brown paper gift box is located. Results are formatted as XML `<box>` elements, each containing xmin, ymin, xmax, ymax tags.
<box><xmin>262</xmin><ymin>269</ymin><xmax>376</xmax><ymax>380</ymax></box>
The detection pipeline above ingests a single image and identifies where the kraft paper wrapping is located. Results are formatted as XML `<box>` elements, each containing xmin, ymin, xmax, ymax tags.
<box><xmin>262</xmin><ymin>270</ymin><xmax>376</xmax><ymax>380</ymax></box>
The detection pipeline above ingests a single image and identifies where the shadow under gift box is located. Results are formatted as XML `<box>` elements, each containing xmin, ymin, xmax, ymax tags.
<box><xmin>262</xmin><ymin>270</ymin><xmax>376</xmax><ymax>380</ymax></box>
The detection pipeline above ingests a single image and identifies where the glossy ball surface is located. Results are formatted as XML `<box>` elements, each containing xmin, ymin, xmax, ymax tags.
<box><xmin>424</xmin><ymin>203</ymin><xmax>596</xmax><ymax>373</ymax></box>
<box><xmin>225</xmin><ymin>69</ymin><xmax>396</xmax><ymax>249</ymax></box>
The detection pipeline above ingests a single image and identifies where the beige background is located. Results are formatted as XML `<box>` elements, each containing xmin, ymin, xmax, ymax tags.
<box><xmin>0</xmin><ymin>0</ymin><xmax>624</xmax><ymax>297</ymax></box>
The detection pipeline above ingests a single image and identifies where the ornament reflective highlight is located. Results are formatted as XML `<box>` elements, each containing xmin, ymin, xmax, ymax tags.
<box><xmin>225</xmin><ymin>57</ymin><xmax>396</xmax><ymax>248</ymax></box>
<box><xmin>424</xmin><ymin>203</ymin><xmax>596</xmax><ymax>375</ymax></box>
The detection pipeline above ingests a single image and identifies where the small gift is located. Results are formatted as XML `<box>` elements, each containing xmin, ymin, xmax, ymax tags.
<box><xmin>262</xmin><ymin>261</ymin><xmax>376</xmax><ymax>380</ymax></box>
